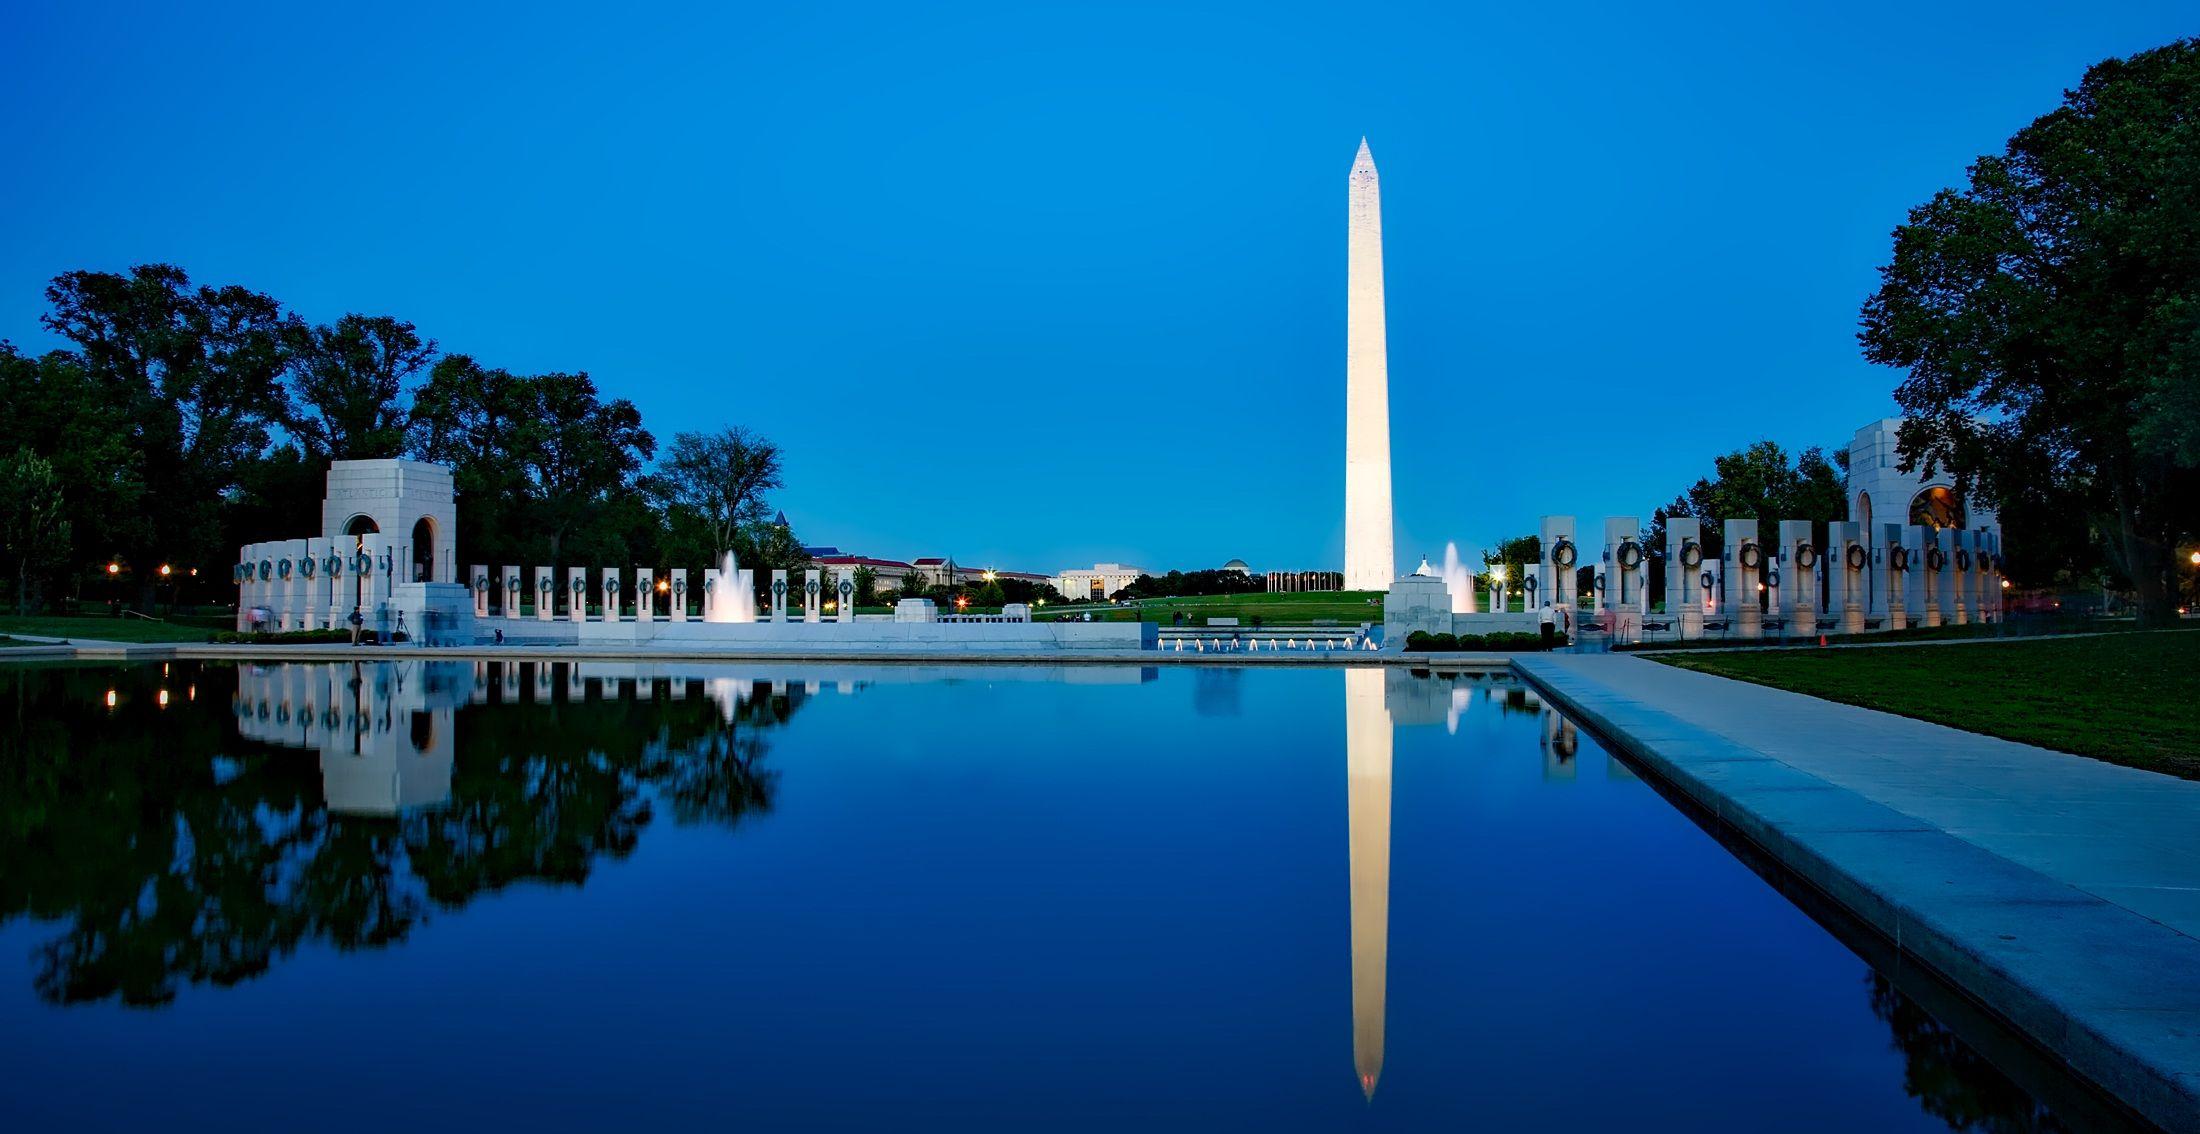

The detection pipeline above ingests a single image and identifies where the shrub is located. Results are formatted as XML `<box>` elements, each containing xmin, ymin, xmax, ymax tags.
<box><xmin>1402</xmin><ymin>629</ymin><xmax>1566</xmax><ymax>652</ymax></box>
<box><xmin>208</xmin><ymin>628</ymin><xmax>355</xmax><ymax>645</ymax></box>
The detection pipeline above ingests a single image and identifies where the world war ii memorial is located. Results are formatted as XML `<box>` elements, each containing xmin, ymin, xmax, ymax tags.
<box><xmin>2</xmin><ymin>7</ymin><xmax>2196</xmax><ymax>1132</ymax></box>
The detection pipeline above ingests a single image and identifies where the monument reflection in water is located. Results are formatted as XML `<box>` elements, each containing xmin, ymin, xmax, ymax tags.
<box><xmin>0</xmin><ymin>660</ymin><xmax>2137</xmax><ymax>1132</ymax></box>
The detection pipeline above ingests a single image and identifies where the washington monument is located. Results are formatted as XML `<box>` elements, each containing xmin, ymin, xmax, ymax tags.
<box><xmin>1345</xmin><ymin>139</ymin><xmax>1395</xmax><ymax>591</ymax></box>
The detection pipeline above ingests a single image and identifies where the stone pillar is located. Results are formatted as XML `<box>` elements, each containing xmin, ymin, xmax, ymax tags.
<box><xmin>1874</xmin><ymin>523</ymin><xmax>1904</xmax><ymax>630</ymax></box>
<box><xmin>770</xmin><ymin>570</ymin><xmax>788</xmax><ymax>622</ymax></box>
<box><xmin>1603</xmin><ymin>516</ymin><xmax>1642</xmax><ymax>640</ymax></box>
<box><xmin>1778</xmin><ymin>520</ymin><xmax>1816</xmax><ymax>638</ymax></box>
<box><xmin>567</xmin><ymin>567</ymin><xmax>589</xmax><ymax>621</ymax></box>
<box><xmin>1666</xmin><ymin>517</ymin><xmax>1704</xmax><ymax>639</ymax></box>
<box><xmin>803</xmin><ymin>569</ymin><xmax>822</xmax><ymax>623</ymax></box>
<box><xmin>1978</xmin><ymin>529</ymin><xmax>2001</xmax><ymax>620</ymax></box>
<box><xmin>1949</xmin><ymin>531</ymin><xmax>1974</xmax><ymax>625</ymax></box>
<box><xmin>324</xmin><ymin>548</ymin><xmax>345</xmax><ymax>630</ymax></box>
<box><xmin>602</xmin><ymin>568</ymin><xmax>622</xmax><ymax>622</ymax></box>
<box><xmin>1723</xmin><ymin>519</ymin><xmax>1762</xmax><ymax>639</ymax></box>
<box><xmin>835</xmin><ymin>569</ymin><xmax>855</xmax><ymax>623</ymax></box>
<box><xmin>471</xmin><ymin>565</ymin><xmax>490</xmax><ymax>617</ymax></box>
<box><xmin>1538</xmin><ymin>515</ymin><xmax>1579</xmax><ymax>620</ymax></box>
<box><xmin>1913</xmin><ymin>527</ymin><xmax>1942</xmax><ymax>628</ymax></box>
<box><xmin>503</xmin><ymin>566</ymin><xmax>524</xmax><ymax>620</ymax></box>
<box><xmin>636</xmin><ymin>568</ymin><xmax>655</xmax><ymax>621</ymax></box>
<box><xmin>1831</xmin><ymin>522</ymin><xmax>1867</xmax><ymax>634</ymax></box>
<box><xmin>737</xmin><ymin>569</ymin><xmax>756</xmax><ymax>621</ymax></box>
<box><xmin>536</xmin><ymin>568</ymin><xmax>555</xmax><ymax>621</ymax></box>
<box><xmin>670</xmin><ymin>570</ymin><xmax>689</xmax><ymax>621</ymax></box>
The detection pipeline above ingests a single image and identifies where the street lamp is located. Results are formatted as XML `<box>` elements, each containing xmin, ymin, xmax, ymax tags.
<box><xmin>106</xmin><ymin>562</ymin><xmax>121</xmax><ymax>576</ymax></box>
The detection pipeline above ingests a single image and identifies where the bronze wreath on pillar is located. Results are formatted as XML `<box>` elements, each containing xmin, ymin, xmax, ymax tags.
<box><xmin>1846</xmin><ymin>544</ymin><xmax>1868</xmax><ymax>570</ymax></box>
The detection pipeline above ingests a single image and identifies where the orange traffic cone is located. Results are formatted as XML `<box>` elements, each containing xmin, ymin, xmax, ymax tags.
<box><xmin>1818</xmin><ymin>634</ymin><xmax>1828</xmax><ymax>647</ymax></box>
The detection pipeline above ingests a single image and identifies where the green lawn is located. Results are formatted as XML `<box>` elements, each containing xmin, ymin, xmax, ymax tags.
<box><xmin>0</xmin><ymin>613</ymin><xmax>231</xmax><ymax>643</ymax></box>
<box><xmin>1660</xmin><ymin>631</ymin><xmax>2200</xmax><ymax>779</ymax></box>
<box><xmin>1038</xmin><ymin>591</ymin><xmax>1387</xmax><ymax>625</ymax></box>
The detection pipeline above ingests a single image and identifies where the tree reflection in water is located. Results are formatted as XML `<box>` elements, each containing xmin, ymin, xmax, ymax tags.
<box><xmin>0</xmin><ymin>661</ymin><xmax>793</xmax><ymax>1008</ymax></box>
<box><xmin>1868</xmin><ymin>973</ymin><xmax>2078</xmax><ymax>1134</ymax></box>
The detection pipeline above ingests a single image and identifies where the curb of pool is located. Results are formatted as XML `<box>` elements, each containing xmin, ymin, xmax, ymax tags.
<box><xmin>2</xmin><ymin>642</ymin><xmax>1524</xmax><ymax>668</ymax></box>
<box><xmin>1510</xmin><ymin>654</ymin><xmax>2198</xmax><ymax>1133</ymax></box>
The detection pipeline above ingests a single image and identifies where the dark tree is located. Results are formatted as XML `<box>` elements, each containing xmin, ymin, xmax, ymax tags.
<box><xmin>287</xmin><ymin>314</ymin><xmax>436</xmax><ymax>460</ymax></box>
<box><xmin>529</xmin><ymin>372</ymin><xmax>655</xmax><ymax>564</ymax></box>
<box><xmin>408</xmin><ymin>355</ymin><xmax>539</xmax><ymax>563</ymax></box>
<box><xmin>644</xmin><ymin>427</ymin><xmax>784</xmax><ymax>559</ymax></box>
<box><xmin>1859</xmin><ymin>38</ymin><xmax>2200</xmax><ymax>626</ymax></box>
<box><xmin>0</xmin><ymin>344</ymin><xmax>146</xmax><ymax>599</ymax></box>
<box><xmin>1675</xmin><ymin>441</ymin><xmax>1848</xmax><ymax>536</ymax></box>
<box><xmin>41</xmin><ymin>265</ymin><xmax>297</xmax><ymax>570</ymax></box>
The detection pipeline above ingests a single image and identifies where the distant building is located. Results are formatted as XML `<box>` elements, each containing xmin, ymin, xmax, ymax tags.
<box><xmin>1059</xmin><ymin>563</ymin><xmax>1145</xmax><ymax>601</ymax></box>
<box><xmin>809</xmin><ymin>553</ymin><xmax>1053</xmax><ymax>594</ymax></box>
<box><xmin>811</xmin><ymin>554</ymin><xmax>921</xmax><ymax>589</ymax></box>
<box><xmin>1221</xmin><ymin>558</ymin><xmax>1252</xmax><ymax>574</ymax></box>
<box><xmin>1267</xmin><ymin>570</ymin><xmax>1344</xmax><ymax>593</ymax></box>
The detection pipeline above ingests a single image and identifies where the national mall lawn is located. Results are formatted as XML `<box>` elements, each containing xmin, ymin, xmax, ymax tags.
<box><xmin>1036</xmin><ymin>590</ymin><xmax>1390</xmax><ymax>626</ymax></box>
<box><xmin>1660</xmin><ymin>630</ymin><xmax>2200</xmax><ymax>779</ymax></box>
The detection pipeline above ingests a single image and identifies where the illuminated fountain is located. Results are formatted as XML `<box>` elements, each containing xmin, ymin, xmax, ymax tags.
<box><xmin>1440</xmin><ymin>542</ymin><xmax>1478</xmax><ymax>614</ymax></box>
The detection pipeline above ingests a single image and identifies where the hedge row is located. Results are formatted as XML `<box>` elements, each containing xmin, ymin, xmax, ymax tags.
<box><xmin>208</xmin><ymin>629</ymin><xmax>402</xmax><ymax>644</ymax></box>
<box><xmin>1404</xmin><ymin>630</ymin><xmax>1566</xmax><ymax>652</ymax></box>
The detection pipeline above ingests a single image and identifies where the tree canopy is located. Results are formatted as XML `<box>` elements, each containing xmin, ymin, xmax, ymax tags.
<box><xmin>1859</xmin><ymin>38</ymin><xmax>2200</xmax><ymax>625</ymax></box>
<box><xmin>2</xmin><ymin>264</ymin><xmax>796</xmax><ymax>612</ymax></box>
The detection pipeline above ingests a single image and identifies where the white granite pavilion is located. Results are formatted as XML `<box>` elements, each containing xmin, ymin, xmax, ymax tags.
<box><xmin>233</xmin><ymin>460</ymin><xmax>1151</xmax><ymax>652</ymax></box>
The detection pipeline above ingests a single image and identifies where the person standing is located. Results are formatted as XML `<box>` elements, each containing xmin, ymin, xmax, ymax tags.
<box><xmin>1539</xmin><ymin>602</ymin><xmax>1556</xmax><ymax>648</ymax></box>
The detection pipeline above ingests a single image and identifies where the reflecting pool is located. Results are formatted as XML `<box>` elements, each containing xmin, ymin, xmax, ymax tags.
<box><xmin>0</xmin><ymin>661</ymin><xmax>2141</xmax><ymax>1131</ymax></box>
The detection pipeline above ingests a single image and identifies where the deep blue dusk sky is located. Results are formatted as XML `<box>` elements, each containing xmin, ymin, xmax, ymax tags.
<box><xmin>2</xmin><ymin>2</ymin><xmax>2190</xmax><ymax>575</ymax></box>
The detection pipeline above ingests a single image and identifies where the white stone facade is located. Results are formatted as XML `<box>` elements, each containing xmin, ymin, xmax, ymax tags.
<box><xmin>235</xmin><ymin>459</ymin><xmax>472</xmax><ymax>640</ymax></box>
<box><xmin>1344</xmin><ymin>139</ymin><xmax>1395</xmax><ymax>591</ymax></box>
<box><xmin>1058</xmin><ymin>563</ymin><xmax>1145</xmax><ymax>601</ymax></box>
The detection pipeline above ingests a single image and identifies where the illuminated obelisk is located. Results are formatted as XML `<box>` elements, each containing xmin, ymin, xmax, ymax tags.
<box><xmin>1345</xmin><ymin>667</ymin><xmax>1391</xmax><ymax>1098</ymax></box>
<box><xmin>1345</xmin><ymin>139</ymin><xmax>1395</xmax><ymax>590</ymax></box>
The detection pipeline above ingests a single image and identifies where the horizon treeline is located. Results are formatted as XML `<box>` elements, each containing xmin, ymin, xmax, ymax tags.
<box><xmin>0</xmin><ymin>263</ymin><xmax>807</xmax><ymax>610</ymax></box>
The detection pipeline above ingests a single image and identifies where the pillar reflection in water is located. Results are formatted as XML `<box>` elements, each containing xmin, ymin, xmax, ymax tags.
<box><xmin>232</xmin><ymin>661</ymin><xmax>466</xmax><ymax>815</ymax></box>
<box><xmin>1345</xmin><ymin>667</ymin><xmax>1391</xmax><ymax>1099</ymax></box>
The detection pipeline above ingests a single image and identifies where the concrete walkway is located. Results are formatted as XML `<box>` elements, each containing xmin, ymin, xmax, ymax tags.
<box><xmin>1513</xmin><ymin>653</ymin><xmax>2200</xmax><ymax>1130</ymax></box>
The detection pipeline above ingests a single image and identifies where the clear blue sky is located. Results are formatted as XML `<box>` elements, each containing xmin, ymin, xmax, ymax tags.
<box><xmin>1</xmin><ymin>2</ymin><xmax>2189</xmax><ymax>575</ymax></box>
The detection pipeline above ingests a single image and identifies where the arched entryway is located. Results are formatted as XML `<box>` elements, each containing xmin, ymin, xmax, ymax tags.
<box><xmin>411</xmin><ymin>517</ymin><xmax>436</xmax><ymax>582</ymax></box>
<box><xmin>345</xmin><ymin>515</ymin><xmax>379</xmax><ymax>614</ymax></box>
<box><xmin>1909</xmin><ymin>486</ymin><xmax>1965</xmax><ymax>530</ymax></box>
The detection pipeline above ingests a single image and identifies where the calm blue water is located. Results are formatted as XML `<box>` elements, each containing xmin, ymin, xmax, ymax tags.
<box><xmin>0</xmin><ymin>661</ymin><xmax>2127</xmax><ymax>1131</ymax></box>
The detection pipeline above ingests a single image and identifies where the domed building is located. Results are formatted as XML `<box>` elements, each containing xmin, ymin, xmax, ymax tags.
<box><xmin>1221</xmin><ymin>559</ymin><xmax>1252</xmax><ymax>575</ymax></box>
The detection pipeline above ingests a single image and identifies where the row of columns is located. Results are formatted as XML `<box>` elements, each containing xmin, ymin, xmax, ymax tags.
<box><xmin>1657</xmin><ymin>519</ymin><xmax>2001</xmax><ymax>640</ymax></box>
<box><xmin>465</xmin><ymin>563</ymin><xmax>862</xmax><ymax>625</ymax></box>
<box><xmin>1519</xmin><ymin>515</ymin><xmax>2003</xmax><ymax>641</ymax></box>
<box><xmin>234</xmin><ymin>537</ymin><xmax>396</xmax><ymax>632</ymax></box>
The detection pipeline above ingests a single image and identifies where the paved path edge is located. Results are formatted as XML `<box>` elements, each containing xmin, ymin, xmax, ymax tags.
<box><xmin>1512</xmin><ymin>654</ymin><xmax>2197</xmax><ymax>1132</ymax></box>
